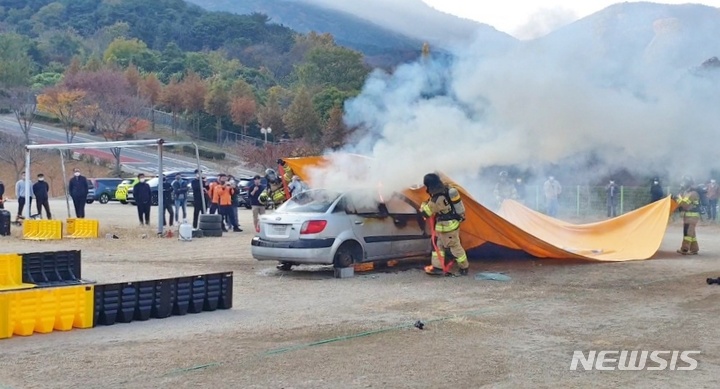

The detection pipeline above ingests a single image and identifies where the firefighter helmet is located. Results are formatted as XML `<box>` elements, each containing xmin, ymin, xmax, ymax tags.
<box><xmin>423</xmin><ymin>173</ymin><xmax>444</xmax><ymax>194</ymax></box>
<box><xmin>499</xmin><ymin>171</ymin><xmax>508</xmax><ymax>178</ymax></box>
<box><xmin>259</xmin><ymin>192</ymin><xmax>269</xmax><ymax>205</ymax></box>
<box><xmin>265</xmin><ymin>168</ymin><xmax>278</xmax><ymax>182</ymax></box>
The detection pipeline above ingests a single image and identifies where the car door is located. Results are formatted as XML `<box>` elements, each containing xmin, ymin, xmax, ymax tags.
<box><xmin>344</xmin><ymin>190</ymin><xmax>397</xmax><ymax>262</ymax></box>
<box><xmin>386</xmin><ymin>194</ymin><xmax>431</xmax><ymax>258</ymax></box>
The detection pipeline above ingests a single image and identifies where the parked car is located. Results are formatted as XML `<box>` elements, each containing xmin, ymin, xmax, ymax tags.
<box><xmin>129</xmin><ymin>171</ymin><xmax>206</xmax><ymax>206</ymax></box>
<box><xmin>90</xmin><ymin>178</ymin><xmax>124</xmax><ymax>204</ymax></box>
<box><xmin>86</xmin><ymin>180</ymin><xmax>95</xmax><ymax>204</ymax></box>
<box><xmin>115</xmin><ymin>177</ymin><xmax>145</xmax><ymax>204</ymax></box>
<box><xmin>251</xmin><ymin>188</ymin><xmax>432</xmax><ymax>270</ymax></box>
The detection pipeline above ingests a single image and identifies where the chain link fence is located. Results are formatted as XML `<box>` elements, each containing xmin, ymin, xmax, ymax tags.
<box><xmin>514</xmin><ymin>185</ymin><xmax>679</xmax><ymax>220</ymax></box>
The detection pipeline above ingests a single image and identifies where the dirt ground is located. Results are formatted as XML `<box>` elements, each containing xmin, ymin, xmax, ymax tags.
<box><xmin>0</xmin><ymin>199</ymin><xmax>719</xmax><ymax>389</ymax></box>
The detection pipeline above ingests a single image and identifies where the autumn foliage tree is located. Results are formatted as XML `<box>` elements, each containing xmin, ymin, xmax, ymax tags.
<box><xmin>179</xmin><ymin>72</ymin><xmax>206</xmax><ymax>136</ymax></box>
<box><xmin>63</xmin><ymin>69</ymin><xmax>148</xmax><ymax>175</ymax></box>
<box><xmin>36</xmin><ymin>87</ymin><xmax>89</xmax><ymax>143</ymax></box>
<box><xmin>229</xmin><ymin>97</ymin><xmax>257</xmax><ymax>136</ymax></box>
<box><xmin>160</xmin><ymin>78</ymin><xmax>184</xmax><ymax>134</ymax></box>
<box><xmin>235</xmin><ymin>140</ymin><xmax>320</xmax><ymax>171</ymax></box>
<box><xmin>204</xmin><ymin>80</ymin><xmax>229</xmax><ymax>144</ymax></box>
<box><xmin>140</xmin><ymin>73</ymin><xmax>162</xmax><ymax>131</ymax></box>
<box><xmin>284</xmin><ymin>87</ymin><xmax>321</xmax><ymax>143</ymax></box>
<box><xmin>322</xmin><ymin>105</ymin><xmax>348</xmax><ymax>150</ymax></box>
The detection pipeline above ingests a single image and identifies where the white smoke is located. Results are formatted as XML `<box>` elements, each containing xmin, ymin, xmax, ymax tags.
<box><xmin>306</xmin><ymin>9</ymin><xmax>720</xmax><ymax>204</ymax></box>
<box><xmin>512</xmin><ymin>7</ymin><xmax>578</xmax><ymax>40</ymax></box>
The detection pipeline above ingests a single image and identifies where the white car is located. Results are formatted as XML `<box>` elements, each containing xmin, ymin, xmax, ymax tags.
<box><xmin>251</xmin><ymin>189</ymin><xmax>432</xmax><ymax>270</ymax></box>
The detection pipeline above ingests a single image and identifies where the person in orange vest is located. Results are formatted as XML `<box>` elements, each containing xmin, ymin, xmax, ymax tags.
<box><xmin>217</xmin><ymin>178</ymin><xmax>241</xmax><ymax>232</ymax></box>
<box><xmin>209</xmin><ymin>174</ymin><xmax>225</xmax><ymax>214</ymax></box>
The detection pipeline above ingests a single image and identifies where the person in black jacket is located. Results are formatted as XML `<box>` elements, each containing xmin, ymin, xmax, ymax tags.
<box><xmin>161</xmin><ymin>175</ymin><xmax>175</xmax><ymax>226</ymax></box>
<box><xmin>0</xmin><ymin>179</ymin><xmax>5</xmax><ymax>210</ymax></box>
<box><xmin>133</xmin><ymin>173</ymin><xmax>152</xmax><ymax>225</ymax></box>
<box><xmin>191</xmin><ymin>170</ymin><xmax>208</xmax><ymax>229</ymax></box>
<box><xmin>650</xmin><ymin>177</ymin><xmax>664</xmax><ymax>203</ymax></box>
<box><xmin>68</xmin><ymin>168</ymin><xmax>89</xmax><ymax>218</ymax></box>
<box><xmin>32</xmin><ymin>173</ymin><xmax>52</xmax><ymax>219</ymax></box>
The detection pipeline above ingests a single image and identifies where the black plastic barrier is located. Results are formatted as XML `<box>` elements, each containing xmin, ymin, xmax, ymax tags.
<box><xmin>21</xmin><ymin>250</ymin><xmax>87</xmax><ymax>286</ymax></box>
<box><xmin>93</xmin><ymin>272</ymin><xmax>233</xmax><ymax>327</ymax></box>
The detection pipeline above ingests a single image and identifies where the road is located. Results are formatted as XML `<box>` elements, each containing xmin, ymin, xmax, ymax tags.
<box><xmin>0</xmin><ymin>115</ymin><xmax>254</xmax><ymax>175</ymax></box>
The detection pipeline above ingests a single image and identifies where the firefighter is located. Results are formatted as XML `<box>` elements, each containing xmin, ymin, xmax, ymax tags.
<box><xmin>676</xmin><ymin>175</ymin><xmax>700</xmax><ymax>255</ymax></box>
<box><xmin>493</xmin><ymin>171</ymin><xmax>517</xmax><ymax>208</ymax></box>
<box><xmin>420</xmin><ymin>173</ymin><xmax>469</xmax><ymax>276</ymax></box>
<box><xmin>263</xmin><ymin>160</ymin><xmax>295</xmax><ymax>207</ymax></box>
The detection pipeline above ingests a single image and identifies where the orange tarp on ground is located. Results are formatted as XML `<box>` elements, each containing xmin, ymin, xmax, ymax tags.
<box><xmin>284</xmin><ymin>155</ymin><xmax>673</xmax><ymax>262</ymax></box>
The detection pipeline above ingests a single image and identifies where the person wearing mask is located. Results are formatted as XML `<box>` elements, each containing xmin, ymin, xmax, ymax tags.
<box><xmin>606</xmin><ymin>179</ymin><xmax>619</xmax><ymax>218</ymax></box>
<box><xmin>209</xmin><ymin>174</ymin><xmax>226</xmax><ymax>214</ymax></box>
<box><xmin>191</xmin><ymin>170</ymin><xmax>208</xmax><ymax>229</ymax></box>
<box><xmin>133</xmin><ymin>173</ymin><xmax>152</xmax><ymax>226</ymax></box>
<box><xmin>68</xmin><ymin>168</ymin><xmax>88</xmax><ymax>218</ymax></box>
<box><xmin>0</xmin><ymin>179</ymin><xmax>5</xmax><ymax>210</ymax></box>
<box><xmin>650</xmin><ymin>177</ymin><xmax>664</xmax><ymax>203</ymax></box>
<box><xmin>217</xmin><ymin>179</ymin><xmax>241</xmax><ymax>232</ymax></box>
<box><xmin>15</xmin><ymin>175</ymin><xmax>33</xmax><ymax>221</ymax></box>
<box><xmin>32</xmin><ymin>173</ymin><xmax>52</xmax><ymax>219</ymax></box>
<box><xmin>706</xmin><ymin>179</ymin><xmax>718</xmax><ymax>221</ymax></box>
<box><xmin>543</xmin><ymin>176</ymin><xmax>562</xmax><ymax>217</ymax></box>
<box><xmin>171</xmin><ymin>174</ymin><xmax>188</xmax><ymax>223</ymax></box>
<box><xmin>161</xmin><ymin>175</ymin><xmax>175</xmax><ymax>227</ymax></box>
<box><xmin>228</xmin><ymin>176</ymin><xmax>241</xmax><ymax>230</ymax></box>
<box><xmin>249</xmin><ymin>175</ymin><xmax>265</xmax><ymax>232</ymax></box>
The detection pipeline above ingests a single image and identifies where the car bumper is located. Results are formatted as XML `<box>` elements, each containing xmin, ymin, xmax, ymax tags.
<box><xmin>251</xmin><ymin>236</ymin><xmax>335</xmax><ymax>264</ymax></box>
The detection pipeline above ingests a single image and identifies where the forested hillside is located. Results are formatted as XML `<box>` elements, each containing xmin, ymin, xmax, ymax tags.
<box><xmin>0</xmin><ymin>0</ymin><xmax>372</xmax><ymax>171</ymax></box>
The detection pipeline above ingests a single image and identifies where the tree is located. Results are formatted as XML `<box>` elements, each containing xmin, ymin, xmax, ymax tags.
<box><xmin>103</xmin><ymin>37</ymin><xmax>157</xmax><ymax>71</ymax></box>
<box><xmin>0</xmin><ymin>132</ymin><xmax>45</xmax><ymax>181</ymax></box>
<box><xmin>313</xmin><ymin>86</ymin><xmax>355</xmax><ymax>121</ymax></box>
<box><xmin>63</xmin><ymin>69</ymin><xmax>147</xmax><ymax>175</ymax></box>
<box><xmin>295</xmin><ymin>46</ymin><xmax>369</xmax><ymax>91</ymax></box>
<box><xmin>230</xmin><ymin>79</ymin><xmax>255</xmax><ymax>100</ymax></box>
<box><xmin>124</xmin><ymin>64</ymin><xmax>142</xmax><ymax>96</ymax></box>
<box><xmin>284</xmin><ymin>87</ymin><xmax>321</xmax><ymax>143</ymax></box>
<box><xmin>37</xmin><ymin>87</ymin><xmax>89</xmax><ymax>143</ymax></box>
<box><xmin>322</xmin><ymin>105</ymin><xmax>348</xmax><ymax>150</ymax></box>
<box><xmin>257</xmin><ymin>91</ymin><xmax>285</xmax><ymax>135</ymax></box>
<box><xmin>0</xmin><ymin>33</ymin><xmax>34</xmax><ymax>89</ymax></box>
<box><xmin>179</xmin><ymin>72</ymin><xmax>207</xmax><ymax>136</ymax></box>
<box><xmin>204</xmin><ymin>80</ymin><xmax>230</xmax><ymax>144</ymax></box>
<box><xmin>140</xmin><ymin>73</ymin><xmax>163</xmax><ymax>132</ymax></box>
<box><xmin>160</xmin><ymin>78</ymin><xmax>184</xmax><ymax>134</ymax></box>
<box><xmin>0</xmin><ymin>87</ymin><xmax>37</xmax><ymax>145</ymax></box>
<box><xmin>229</xmin><ymin>97</ymin><xmax>257</xmax><ymax>137</ymax></box>
<box><xmin>235</xmin><ymin>140</ymin><xmax>320</xmax><ymax>171</ymax></box>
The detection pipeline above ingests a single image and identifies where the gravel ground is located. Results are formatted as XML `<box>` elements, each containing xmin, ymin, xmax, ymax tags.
<box><xmin>0</xmin><ymin>200</ymin><xmax>719</xmax><ymax>389</ymax></box>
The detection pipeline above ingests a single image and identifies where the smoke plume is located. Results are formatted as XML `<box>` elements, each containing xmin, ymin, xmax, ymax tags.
<box><xmin>306</xmin><ymin>5</ymin><xmax>720</xmax><ymax>204</ymax></box>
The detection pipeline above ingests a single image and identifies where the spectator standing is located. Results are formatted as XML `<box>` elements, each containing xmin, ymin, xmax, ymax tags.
<box><xmin>133</xmin><ymin>173</ymin><xmax>152</xmax><ymax>226</ymax></box>
<box><xmin>0</xmin><ymin>179</ymin><xmax>5</xmax><ymax>210</ymax></box>
<box><xmin>229</xmin><ymin>176</ymin><xmax>241</xmax><ymax>230</ymax></box>
<box><xmin>15</xmin><ymin>175</ymin><xmax>33</xmax><ymax>220</ymax></box>
<box><xmin>543</xmin><ymin>176</ymin><xmax>562</xmax><ymax>217</ymax></box>
<box><xmin>68</xmin><ymin>168</ymin><xmax>88</xmax><ymax>218</ymax></box>
<box><xmin>249</xmin><ymin>175</ymin><xmax>265</xmax><ymax>232</ymax></box>
<box><xmin>217</xmin><ymin>180</ymin><xmax>241</xmax><ymax>232</ymax></box>
<box><xmin>650</xmin><ymin>177</ymin><xmax>664</xmax><ymax>203</ymax></box>
<box><xmin>706</xmin><ymin>179</ymin><xmax>718</xmax><ymax>221</ymax></box>
<box><xmin>191</xmin><ymin>170</ymin><xmax>208</xmax><ymax>228</ymax></box>
<box><xmin>606</xmin><ymin>179</ymin><xmax>619</xmax><ymax>218</ymax></box>
<box><xmin>161</xmin><ymin>175</ymin><xmax>175</xmax><ymax>227</ymax></box>
<box><xmin>32</xmin><ymin>173</ymin><xmax>52</xmax><ymax>219</ymax></box>
<box><xmin>209</xmin><ymin>174</ymin><xmax>225</xmax><ymax>214</ymax></box>
<box><xmin>172</xmin><ymin>174</ymin><xmax>188</xmax><ymax>223</ymax></box>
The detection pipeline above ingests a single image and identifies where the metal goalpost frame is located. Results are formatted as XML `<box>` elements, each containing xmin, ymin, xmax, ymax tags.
<box><xmin>25</xmin><ymin>139</ymin><xmax>205</xmax><ymax>236</ymax></box>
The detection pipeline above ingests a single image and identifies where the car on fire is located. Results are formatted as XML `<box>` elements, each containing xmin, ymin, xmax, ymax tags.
<box><xmin>251</xmin><ymin>188</ymin><xmax>433</xmax><ymax>270</ymax></box>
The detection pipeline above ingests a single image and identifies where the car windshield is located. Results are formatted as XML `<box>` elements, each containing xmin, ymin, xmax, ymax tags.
<box><xmin>277</xmin><ymin>189</ymin><xmax>341</xmax><ymax>213</ymax></box>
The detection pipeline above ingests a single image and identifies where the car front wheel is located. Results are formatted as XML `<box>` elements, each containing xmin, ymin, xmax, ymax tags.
<box><xmin>99</xmin><ymin>193</ymin><xmax>110</xmax><ymax>204</ymax></box>
<box><xmin>86</xmin><ymin>199</ymin><xmax>94</xmax><ymax>204</ymax></box>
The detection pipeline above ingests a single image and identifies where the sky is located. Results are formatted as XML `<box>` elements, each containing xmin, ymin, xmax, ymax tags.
<box><xmin>422</xmin><ymin>0</ymin><xmax>720</xmax><ymax>39</ymax></box>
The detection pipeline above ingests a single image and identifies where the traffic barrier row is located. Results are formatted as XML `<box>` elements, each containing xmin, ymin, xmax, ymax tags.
<box><xmin>0</xmin><ymin>254</ymin><xmax>35</xmax><ymax>291</ymax></box>
<box><xmin>94</xmin><ymin>272</ymin><xmax>233</xmax><ymax>326</ymax></box>
<box><xmin>21</xmin><ymin>219</ymin><xmax>100</xmax><ymax>240</ymax></box>
<box><xmin>65</xmin><ymin>218</ymin><xmax>100</xmax><ymax>239</ymax></box>
<box><xmin>0</xmin><ymin>285</ymin><xmax>94</xmax><ymax>339</ymax></box>
<box><xmin>22</xmin><ymin>220</ymin><xmax>62</xmax><ymax>240</ymax></box>
<box><xmin>22</xmin><ymin>250</ymin><xmax>86</xmax><ymax>287</ymax></box>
